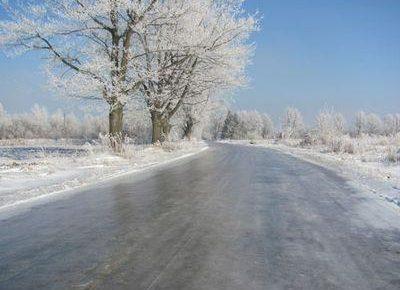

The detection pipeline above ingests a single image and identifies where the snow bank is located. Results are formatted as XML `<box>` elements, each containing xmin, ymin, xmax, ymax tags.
<box><xmin>0</xmin><ymin>141</ymin><xmax>208</xmax><ymax>211</ymax></box>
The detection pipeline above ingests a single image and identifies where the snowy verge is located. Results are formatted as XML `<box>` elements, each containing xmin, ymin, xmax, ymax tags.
<box><xmin>0</xmin><ymin>141</ymin><xmax>208</xmax><ymax>211</ymax></box>
<box><xmin>224</xmin><ymin>140</ymin><xmax>400</xmax><ymax>208</ymax></box>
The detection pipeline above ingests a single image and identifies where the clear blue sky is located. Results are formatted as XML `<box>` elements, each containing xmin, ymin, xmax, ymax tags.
<box><xmin>0</xmin><ymin>0</ymin><xmax>399</xmax><ymax>123</ymax></box>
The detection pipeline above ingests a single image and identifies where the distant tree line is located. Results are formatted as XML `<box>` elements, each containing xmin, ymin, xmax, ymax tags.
<box><xmin>0</xmin><ymin>103</ymin><xmax>107</xmax><ymax>140</ymax></box>
<box><xmin>1</xmin><ymin>102</ymin><xmax>399</xmax><ymax>146</ymax></box>
<box><xmin>217</xmin><ymin>107</ymin><xmax>400</xmax><ymax>142</ymax></box>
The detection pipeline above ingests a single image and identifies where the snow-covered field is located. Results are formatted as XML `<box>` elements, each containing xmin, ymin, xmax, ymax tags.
<box><xmin>226</xmin><ymin>137</ymin><xmax>400</xmax><ymax>207</ymax></box>
<box><xmin>0</xmin><ymin>140</ymin><xmax>208</xmax><ymax>210</ymax></box>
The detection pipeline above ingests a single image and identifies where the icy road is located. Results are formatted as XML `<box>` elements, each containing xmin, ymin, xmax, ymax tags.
<box><xmin>1</xmin><ymin>143</ymin><xmax>400</xmax><ymax>290</ymax></box>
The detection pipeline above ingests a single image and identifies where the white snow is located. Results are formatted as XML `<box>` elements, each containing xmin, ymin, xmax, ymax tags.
<box><xmin>0</xmin><ymin>140</ymin><xmax>208</xmax><ymax>211</ymax></box>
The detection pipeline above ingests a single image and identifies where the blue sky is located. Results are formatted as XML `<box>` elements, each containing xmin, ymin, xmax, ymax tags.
<box><xmin>0</xmin><ymin>0</ymin><xmax>399</xmax><ymax>123</ymax></box>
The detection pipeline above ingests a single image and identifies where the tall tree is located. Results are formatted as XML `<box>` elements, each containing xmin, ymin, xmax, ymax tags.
<box><xmin>135</xmin><ymin>0</ymin><xmax>257</xmax><ymax>143</ymax></box>
<box><xmin>0</xmin><ymin>0</ymin><xmax>256</xmax><ymax>144</ymax></box>
<box><xmin>221</xmin><ymin>110</ymin><xmax>241</xmax><ymax>139</ymax></box>
<box><xmin>282</xmin><ymin>107</ymin><xmax>304</xmax><ymax>139</ymax></box>
<box><xmin>0</xmin><ymin>0</ymin><xmax>158</xmax><ymax>146</ymax></box>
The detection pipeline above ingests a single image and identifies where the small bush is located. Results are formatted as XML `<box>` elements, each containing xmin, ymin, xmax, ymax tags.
<box><xmin>328</xmin><ymin>138</ymin><xmax>343</xmax><ymax>153</ymax></box>
<box><xmin>161</xmin><ymin>141</ymin><xmax>183</xmax><ymax>152</ymax></box>
<box><xmin>300</xmin><ymin>132</ymin><xmax>316</xmax><ymax>147</ymax></box>
<box><xmin>386</xmin><ymin>147</ymin><xmax>400</xmax><ymax>163</ymax></box>
<box><xmin>97</xmin><ymin>133</ymin><xmax>144</xmax><ymax>158</ymax></box>
<box><xmin>343</xmin><ymin>141</ymin><xmax>356</xmax><ymax>154</ymax></box>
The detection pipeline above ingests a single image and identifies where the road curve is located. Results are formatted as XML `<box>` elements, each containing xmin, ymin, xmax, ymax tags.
<box><xmin>0</xmin><ymin>143</ymin><xmax>400</xmax><ymax>290</ymax></box>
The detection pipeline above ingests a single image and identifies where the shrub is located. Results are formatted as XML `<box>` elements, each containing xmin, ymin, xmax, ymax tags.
<box><xmin>343</xmin><ymin>141</ymin><xmax>356</xmax><ymax>154</ymax></box>
<box><xmin>328</xmin><ymin>138</ymin><xmax>343</xmax><ymax>153</ymax></box>
<box><xmin>282</xmin><ymin>107</ymin><xmax>304</xmax><ymax>139</ymax></box>
<box><xmin>386</xmin><ymin>147</ymin><xmax>400</xmax><ymax>163</ymax></box>
<box><xmin>316</xmin><ymin>109</ymin><xmax>346</xmax><ymax>144</ymax></box>
<box><xmin>300</xmin><ymin>131</ymin><xmax>318</xmax><ymax>147</ymax></box>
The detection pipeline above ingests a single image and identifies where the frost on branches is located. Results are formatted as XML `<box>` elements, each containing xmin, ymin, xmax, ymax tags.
<box><xmin>0</xmin><ymin>0</ymin><xmax>161</xmax><ymax>141</ymax></box>
<box><xmin>281</xmin><ymin>107</ymin><xmax>304</xmax><ymax>139</ymax></box>
<box><xmin>0</xmin><ymin>0</ymin><xmax>257</xmax><ymax>145</ymax></box>
<box><xmin>135</xmin><ymin>0</ymin><xmax>257</xmax><ymax>142</ymax></box>
<box><xmin>220</xmin><ymin>110</ymin><xmax>273</xmax><ymax>140</ymax></box>
<box><xmin>316</xmin><ymin>109</ymin><xmax>346</xmax><ymax>144</ymax></box>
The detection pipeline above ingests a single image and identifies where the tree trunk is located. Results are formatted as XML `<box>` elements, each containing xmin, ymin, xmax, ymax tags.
<box><xmin>151</xmin><ymin>112</ymin><xmax>162</xmax><ymax>143</ymax></box>
<box><xmin>182</xmin><ymin>117</ymin><xmax>194</xmax><ymax>140</ymax></box>
<box><xmin>109</xmin><ymin>102</ymin><xmax>124</xmax><ymax>150</ymax></box>
<box><xmin>152</xmin><ymin>118</ymin><xmax>162</xmax><ymax>144</ymax></box>
<box><xmin>163</xmin><ymin>122</ymin><xmax>172</xmax><ymax>138</ymax></box>
<box><xmin>151</xmin><ymin>112</ymin><xmax>171</xmax><ymax>144</ymax></box>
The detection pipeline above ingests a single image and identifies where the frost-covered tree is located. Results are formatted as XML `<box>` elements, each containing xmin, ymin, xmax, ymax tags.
<box><xmin>333</xmin><ymin>113</ymin><xmax>346</xmax><ymax>134</ymax></box>
<box><xmin>0</xmin><ymin>0</ymin><xmax>256</xmax><ymax>144</ymax></box>
<box><xmin>235</xmin><ymin>110</ymin><xmax>272</xmax><ymax>139</ymax></box>
<box><xmin>0</xmin><ymin>102</ymin><xmax>4</xmax><ymax>119</ymax></box>
<box><xmin>178</xmin><ymin>95</ymin><xmax>227</xmax><ymax>141</ymax></box>
<box><xmin>261</xmin><ymin>114</ymin><xmax>274</xmax><ymax>139</ymax></box>
<box><xmin>237</xmin><ymin>110</ymin><xmax>263</xmax><ymax>139</ymax></box>
<box><xmin>239</xmin><ymin>111</ymin><xmax>274</xmax><ymax>139</ymax></box>
<box><xmin>180</xmin><ymin>105</ymin><xmax>202</xmax><ymax>141</ymax></box>
<box><xmin>282</xmin><ymin>107</ymin><xmax>304</xmax><ymax>139</ymax></box>
<box><xmin>383</xmin><ymin>114</ymin><xmax>400</xmax><ymax>136</ymax></box>
<box><xmin>0</xmin><ymin>103</ymin><xmax>110</xmax><ymax>139</ymax></box>
<box><xmin>215</xmin><ymin>109</ymin><xmax>273</xmax><ymax>140</ymax></box>
<box><xmin>136</xmin><ymin>0</ymin><xmax>257</xmax><ymax>143</ymax></box>
<box><xmin>124</xmin><ymin>103</ymin><xmax>152</xmax><ymax>143</ymax></box>
<box><xmin>31</xmin><ymin>104</ymin><xmax>49</xmax><ymax>138</ymax></box>
<box><xmin>0</xmin><ymin>102</ymin><xmax>10</xmax><ymax>139</ymax></box>
<box><xmin>49</xmin><ymin>109</ymin><xmax>66</xmax><ymax>139</ymax></box>
<box><xmin>316</xmin><ymin>109</ymin><xmax>346</xmax><ymax>144</ymax></box>
<box><xmin>0</xmin><ymin>0</ymin><xmax>158</xmax><ymax>142</ymax></box>
<box><xmin>82</xmin><ymin>114</ymin><xmax>108</xmax><ymax>140</ymax></box>
<box><xmin>201</xmin><ymin>101</ymin><xmax>228</xmax><ymax>140</ymax></box>
<box><xmin>355</xmin><ymin>111</ymin><xmax>383</xmax><ymax>136</ymax></box>
<box><xmin>0</xmin><ymin>103</ymin><xmax>5</xmax><ymax>128</ymax></box>
<box><xmin>355</xmin><ymin>111</ymin><xmax>367</xmax><ymax>136</ymax></box>
<box><xmin>63</xmin><ymin>113</ymin><xmax>80</xmax><ymax>138</ymax></box>
<box><xmin>221</xmin><ymin>110</ymin><xmax>241</xmax><ymax>139</ymax></box>
<box><xmin>365</xmin><ymin>113</ymin><xmax>383</xmax><ymax>135</ymax></box>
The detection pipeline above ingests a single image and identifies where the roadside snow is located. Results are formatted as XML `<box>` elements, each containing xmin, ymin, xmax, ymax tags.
<box><xmin>0</xmin><ymin>141</ymin><xmax>208</xmax><ymax>210</ymax></box>
<box><xmin>225</xmin><ymin>140</ymin><xmax>400</xmax><ymax>208</ymax></box>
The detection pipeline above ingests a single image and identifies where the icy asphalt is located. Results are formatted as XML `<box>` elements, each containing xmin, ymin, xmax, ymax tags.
<box><xmin>1</xmin><ymin>143</ymin><xmax>400</xmax><ymax>290</ymax></box>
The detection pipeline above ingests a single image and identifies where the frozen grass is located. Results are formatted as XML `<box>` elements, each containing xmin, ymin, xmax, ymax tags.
<box><xmin>279</xmin><ymin>134</ymin><xmax>400</xmax><ymax>166</ymax></box>
<box><xmin>0</xmin><ymin>138</ymin><xmax>87</xmax><ymax>147</ymax></box>
<box><xmin>0</xmin><ymin>139</ymin><xmax>208</xmax><ymax>209</ymax></box>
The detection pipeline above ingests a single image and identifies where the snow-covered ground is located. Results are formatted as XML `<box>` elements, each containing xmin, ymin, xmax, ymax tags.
<box><xmin>0</xmin><ymin>140</ymin><xmax>208</xmax><ymax>211</ymax></box>
<box><xmin>225</xmin><ymin>138</ymin><xmax>400</xmax><ymax>208</ymax></box>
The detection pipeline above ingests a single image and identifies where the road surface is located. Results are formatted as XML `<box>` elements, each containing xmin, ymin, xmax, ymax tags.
<box><xmin>1</xmin><ymin>143</ymin><xmax>400</xmax><ymax>290</ymax></box>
